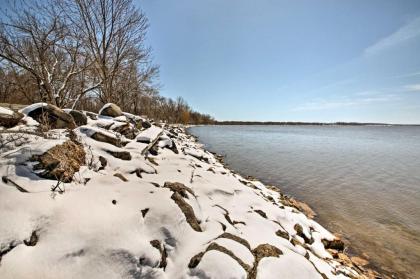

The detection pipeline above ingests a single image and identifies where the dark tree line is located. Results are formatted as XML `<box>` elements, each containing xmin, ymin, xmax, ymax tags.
<box><xmin>0</xmin><ymin>0</ymin><xmax>214</xmax><ymax>124</ymax></box>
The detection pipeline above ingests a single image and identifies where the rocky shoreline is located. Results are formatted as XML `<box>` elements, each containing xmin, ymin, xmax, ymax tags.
<box><xmin>186</xmin><ymin>129</ymin><xmax>389</xmax><ymax>279</ymax></box>
<box><xmin>0</xmin><ymin>103</ymin><xmax>384</xmax><ymax>278</ymax></box>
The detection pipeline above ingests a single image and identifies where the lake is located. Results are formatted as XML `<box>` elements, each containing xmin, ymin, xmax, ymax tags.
<box><xmin>189</xmin><ymin>125</ymin><xmax>420</xmax><ymax>279</ymax></box>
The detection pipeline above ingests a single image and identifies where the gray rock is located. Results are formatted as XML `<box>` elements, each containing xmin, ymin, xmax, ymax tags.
<box><xmin>0</xmin><ymin>107</ymin><xmax>24</xmax><ymax>128</ymax></box>
<box><xmin>68</xmin><ymin>110</ymin><xmax>87</xmax><ymax>126</ymax></box>
<box><xmin>99</xmin><ymin>103</ymin><xmax>123</xmax><ymax>117</ymax></box>
<box><xmin>142</xmin><ymin>121</ymin><xmax>152</xmax><ymax>129</ymax></box>
<box><xmin>26</xmin><ymin>104</ymin><xmax>76</xmax><ymax>129</ymax></box>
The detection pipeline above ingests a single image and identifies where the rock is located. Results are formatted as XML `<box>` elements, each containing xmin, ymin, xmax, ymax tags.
<box><xmin>149</xmin><ymin>145</ymin><xmax>158</xmax><ymax>156</ymax></box>
<box><xmin>32</xmin><ymin>140</ymin><xmax>85</xmax><ymax>182</ymax></box>
<box><xmin>205</xmin><ymin>242</ymin><xmax>251</xmax><ymax>272</ymax></box>
<box><xmin>322</xmin><ymin>238</ymin><xmax>345</xmax><ymax>251</ymax></box>
<box><xmin>26</xmin><ymin>104</ymin><xmax>76</xmax><ymax>129</ymax></box>
<box><xmin>351</xmin><ymin>256</ymin><xmax>369</xmax><ymax>267</ymax></box>
<box><xmin>23</xmin><ymin>231</ymin><xmax>39</xmax><ymax>246</ymax></box>
<box><xmin>0</xmin><ymin>107</ymin><xmax>24</xmax><ymax>128</ymax></box>
<box><xmin>294</xmin><ymin>223</ymin><xmax>313</xmax><ymax>244</ymax></box>
<box><xmin>149</xmin><ymin>240</ymin><xmax>167</xmax><ymax>269</ymax></box>
<box><xmin>68</xmin><ymin>110</ymin><xmax>87</xmax><ymax>126</ymax></box>
<box><xmin>106</xmin><ymin>150</ymin><xmax>132</xmax><ymax>160</ymax></box>
<box><xmin>217</xmin><ymin>232</ymin><xmax>251</xmax><ymax>250</ymax></box>
<box><xmin>85</xmin><ymin>111</ymin><xmax>98</xmax><ymax>120</ymax></box>
<box><xmin>98</xmin><ymin>156</ymin><xmax>107</xmax><ymax>170</ymax></box>
<box><xmin>188</xmin><ymin>252</ymin><xmax>204</xmax><ymax>268</ymax></box>
<box><xmin>113</xmin><ymin>173</ymin><xmax>128</xmax><ymax>182</ymax></box>
<box><xmin>90</xmin><ymin>131</ymin><xmax>128</xmax><ymax>147</ymax></box>
<box><xmin>280</xmin><ymin>196</ymin><xmax>316</xmax><ymax>219</ymax></box>
<box><xmin>170</xmin><ymin>142</ymin><xmax>179</xmax><ymax>154</ymax></box>
<box><xmin>254</xmin><ymin>209</ymin><xmax>267</xmax><ymax>219</ymax></box>
<box><xmin>249</xmin><ymin>244</ymin><xmax>283</xmax><ymax>279</ymax></box>
<box><xmin>142</xmin><ymin>120</ymin><xmax>152</xmax><ymax>129</ymax></box>
<box><xmin>164</xmin><ymin>182</ymin><xmax>195</xmax><ymax>198</ymax></box>
<box><xmin>252</xmin><ymin>243</ymin><xmax>283</xmax><ymax>259</ymax></box>
<box><xmin>337</xmin><ymin>252</ymin><xmax>352</xmax><ymax>266</ymax></box>
<box><xmin>275</xmin><ymin>229</ymin><xmax>290</xmax><ymax>240</ymax></box>
<box><xmin>131</xmin><ymin>168</ymin><xmax>143</xmax><ymax>178</ymax></box>
<box><xmin>141</xmin><ymin>208</ymin><xmax>149</xmax><ymax>217</ymax></box>
<box><xmin>112</xmin><ymin>123</ymin><xmax>138</xmax><ymax>139</ymax></box>
<box><xmin>171</xmin><ymin>192</ymin><xmax>202</xmax><ymax>232</ymax></box>
<box><xmin>99</xmin><ymin>103</ymin><xmax>123</xmax><ymax>117</ymax></box>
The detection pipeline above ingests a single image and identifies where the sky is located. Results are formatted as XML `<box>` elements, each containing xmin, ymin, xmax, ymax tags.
<box><xmin>140</xmin><ymin>0</ymin><xmax>420</xmax><ymax>124</ymax></box>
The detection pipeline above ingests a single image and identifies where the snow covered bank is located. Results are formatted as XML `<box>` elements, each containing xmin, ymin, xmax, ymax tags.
<box><xmin>0</xmin><ymin>104</ymin><xmax>373</xmax><ymax>278</ymax></box>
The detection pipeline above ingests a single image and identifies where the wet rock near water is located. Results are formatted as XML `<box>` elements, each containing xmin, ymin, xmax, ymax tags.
<box><xmin>322</xmin><ymin>238</ymin><xmax>345</xmax><ymax>251</ymax></box>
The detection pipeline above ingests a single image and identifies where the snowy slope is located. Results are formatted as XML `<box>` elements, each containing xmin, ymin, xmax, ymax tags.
<box><xmin>0</xmin><ymin>107</ymin><xmax>365</xmax><ymax>279</ymax></box>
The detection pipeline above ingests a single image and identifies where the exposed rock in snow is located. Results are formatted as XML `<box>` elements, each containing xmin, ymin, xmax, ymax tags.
<box><xmin>31</xmin><ymin>140</ymin><xmax>86</xmax><ymax>182</ymax></box>
<box><xmin>68</xmin><ymin>110</ymin><xmax>88</xmax><ymax>126</ymax></box>
<box><xmin>99</xmin><ymin>103</ymin><xmax>123</xmax><ymax>117</ymax></box>
<box><xmin>0</xmin><ymin>107</ymin><xmax>372</xmax><ymax>279</ymax></box>
<box><xmin>20</xmin><ymin>103</ymin><xmax>76</xmax><ymax>129</ymax></box>
<box><xmin>0</xmin><ymin>107</ymin><xmax>23</xmax><ymax>128</ymax></box>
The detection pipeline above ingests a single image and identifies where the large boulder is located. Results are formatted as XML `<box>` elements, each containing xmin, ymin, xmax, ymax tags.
<box><xmin>68</xmin><ymin>110</ymin><xmax>87</xmax><ymax>126</ymax></box>
<box><xmin>99</xmin><ymin>103</ymin><xmax>123</xmax><ymax>117</ymax></box>
<box><xmin>32</xmin><ymin>140</ymin><xmax>86</xmax><ymax>182</ymax></box>
<box><xmin>0</xmin><ymin>106</ymin><xmax>24</xmax><ymax>128</ymax></box>
<box><xmin>22</xmin><ymin>104</ymin><xmax>76</xmax><ymax>129</ymax></box>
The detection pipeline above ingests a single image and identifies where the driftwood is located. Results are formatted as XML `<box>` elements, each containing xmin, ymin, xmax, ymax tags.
<box><xmin>141</xmin><ymin>131</ymin><xmax>163</xmax><ymax>156</ymax></box>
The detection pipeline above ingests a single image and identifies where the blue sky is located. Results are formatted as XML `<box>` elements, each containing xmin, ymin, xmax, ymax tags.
<box><xmin>140</xmin><ymin>0</ymin><xmax>420</xmax><ymax>124</ymax></box>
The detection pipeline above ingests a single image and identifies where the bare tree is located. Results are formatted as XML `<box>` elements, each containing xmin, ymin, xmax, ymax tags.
<box><xmin>0</xmin><ymin>0</ymin><xmax>95</xmax><ymax>107</ymax></box>
<box><xmin>59</xmin><ymin>0</ymin><xmax>157</xmax><ymax>105</ymax></box>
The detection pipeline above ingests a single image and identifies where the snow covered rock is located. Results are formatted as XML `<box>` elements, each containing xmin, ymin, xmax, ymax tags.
<box><xmin>31</xmin><ymin>140</ymin><xmax>85</xmax><ymax>182</ymax></box>
<box><xmin>0</xmin><ymin>106</ymin><xmax>23</xmax><ymax>128</ymax></box>
<box><xmin>111</xmin><ymin>122</ymin><xmax>138</xmax><ymax>139</ymax></box>
<box><xmin>99</xmin><ymin>103</ymin><xmax>123</xmax><ymax>117</ymax></box>
<box><xmin>21</xmin><ymin>103</ymin><xmax>76</xmax><ymax>129</ymax></box>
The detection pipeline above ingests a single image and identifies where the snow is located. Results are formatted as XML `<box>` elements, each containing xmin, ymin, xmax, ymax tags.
<box><xmin>0</xmin><ymin>107</ymin><xmax>14</xmax><ymax>115</ymax></box>
<box><xmin>19</xmin><ymin>103</ymin><xmax>48</xmax><ymax>115</ymax></box>
<box><xmin>136</xmin><ymin>126</ymin><xmax>163</xmax><ymax>143</ymax></box>
<box><xmin>257</xmin><ymin>252</ymin><xmax>324</xmax><ymax>279</ymax></box>
<box><xmin>0</xmin><ymin>107</ymin><xmax>363</xmax><ymax>279</ymax></box>
<box><xmin>191</xmin><ymin>250</ymin><xmax>247</xmax><ymax>279</ymax></box>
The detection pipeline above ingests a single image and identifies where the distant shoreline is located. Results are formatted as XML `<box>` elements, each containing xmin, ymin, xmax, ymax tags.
<box><xmin>215</xmin><ymin>121</ymin><xmax>420</xmax><ymax>126</ymax></box>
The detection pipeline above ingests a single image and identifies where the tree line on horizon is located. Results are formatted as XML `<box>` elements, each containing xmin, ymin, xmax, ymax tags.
<box><xmin>0</xmin><ymin>0</ymin><xmax>215</xmax><ymax>124</ymax></box>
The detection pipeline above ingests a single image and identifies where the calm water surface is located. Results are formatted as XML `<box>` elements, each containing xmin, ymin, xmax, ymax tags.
<box><xmin>189</xmin><ymin>125</ymin><xmax>420</xmax><ymax>279</ymax></box>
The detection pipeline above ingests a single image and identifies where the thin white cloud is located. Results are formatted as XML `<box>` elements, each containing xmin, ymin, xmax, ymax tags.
<box><xmin>292</xmin><ymin>94</ymin><xmax>397</xmax><ymax>111</ymax></box>
<box><xmin>364</xmin><ymin>16</ymin><xmax>420</xmax><ymax>55</ymax></box>
<box><xmin>390</xmin><ymin>71</ymin><xmax>420</xmax><ymax>79</ymax></box>
<box><xmin>403</xmin><ymin>84</ymin><xmax>420</xmax><ymax>92</ymax></box>
<box><xmin>354</xmin><ymin>90</ymin><xmax>381</xmax><ymax>96</ymax></box>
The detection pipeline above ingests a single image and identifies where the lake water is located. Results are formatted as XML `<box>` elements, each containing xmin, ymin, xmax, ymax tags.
<box><xmin>189</xmin><ymin>125</ymin><xmax>420</xmax><ymax>279</ymax></box>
